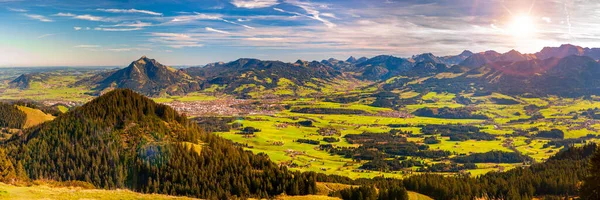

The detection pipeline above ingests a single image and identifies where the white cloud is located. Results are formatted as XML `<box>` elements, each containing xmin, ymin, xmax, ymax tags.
<box><xmin>54</xmin><ymin>13</ymin><xmax>106</xmax><ymax>21</ymax></box>
<box><xmin>8</xmin><ymin>7</ymin><xmax>27</xmax><ymax>12</ymax></box>
<box><xmin>222</xmin><ymin>19</ymin><xmax>254</xmax><ymax>29</ymax></box>
<box><xmin>74</xmin><ymin>14</ymin><xmax>104</xmax><ymax>21</ymax></box>
<box><xmin>245</xmin><ymin>37</ymin><xmax>284</xmax><ymax>41</ymax></box>
<box><xmin>149</xmin><ymin>32</ymin><xmax>203</xmax><ymax>48</ymax></box>
<box><xmin>74</xmin><ymin>27</ymin><xmax>82</xmax><ymax>31</ymax></box>
<box><xmin>231</xmin><ymin>0</ymin><xmax>279</xmax><ymax>9</ymax></box>
<box><xmin>97</xmin><ymin>8</ymin><xmax>162</xmax><ymax>16</ymax></box>
<box><xmin>171</xmin><ymin>13</ymin><xmax>222</xmax><ymax>22</ymax></box>
<box><xmin>168</xmin><ymin>12</ymin><xmax>254</xmax><ymax>29</ymax></box>
<box><xmin>107</xmin><ymin>47</ymin><xmax>152</xmax><ymax>52</ymax></box>
<box><xmin>321</xmin><ymin>13</ymin><xmax>337</xmax><ymax>19</ymax></box>
<box><xmin>94</xmin><ymin>27</ymin><xmax>143</xmax><ymax>31</ymax></box>
<box><xmin>284</xmin><ymin>0</ymin><xmax>336</xmax><ymax>28</ymax></box>
<box><xmin>151</xmin><ymin>33</ymin><xmax>194</xmax><ymax>39</ymax></box>
<box><xmin>206</xmin><ymin>27</ymin><xmax>231</xmax><ymax>34</ymax></box>
<box><xmin>74</xmin><ymin>45</ymin><xmax>100</xmax><ymax>48</ymax></box>
<box><xmin>24</xmin><ymin>14</ymin><xmax>53</xmax><ymax>22</ymax></box>
<box><xmin>113</xmin><ymin>21</ymin><xmax>153</xmax><ymax>28</ymax></box>
<box><xmin>54</xmin><ymin>12</ymin><xmax>75</xmax><ymax>17</ymax></box>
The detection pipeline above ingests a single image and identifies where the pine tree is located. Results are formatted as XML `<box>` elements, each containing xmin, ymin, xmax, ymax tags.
<box><xmin>581</xmin><ymin>146</ymin><xmax>600</xmax><ymax>199</ymax></box>
<box><xmin>15</xmin><ymin>161</ymin><xmax>28</xmax><ymax>182</ymax></box>
<box><xmin>0</xmin><ymin>148</ymin><xmax>16</xmax><ymax>183</ymax></box>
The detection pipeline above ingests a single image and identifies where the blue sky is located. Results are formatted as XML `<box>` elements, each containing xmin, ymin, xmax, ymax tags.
<box><xmin>0</xmin><ymin>0</ymin><xmax>599</xmax><ymax>67</ymax></box>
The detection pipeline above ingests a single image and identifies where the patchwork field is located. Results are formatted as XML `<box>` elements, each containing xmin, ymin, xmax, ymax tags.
<box><xmin>210</xmin><ymin>92</ymin><xmax>600</xmax><ymax>178</ymax></box>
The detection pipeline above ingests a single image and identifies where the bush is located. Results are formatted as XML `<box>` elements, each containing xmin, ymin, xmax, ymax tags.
<box><xmin>323</xmin><ymin>137</ymin><xmax>340</xmax><ymax>143</ymax></box>
<box><xmin>424</xmin><ymin>136</ymin><xmax>440</xmax><ymax>144</ymax></box>
<box><xmin>536</xmin><ymin>129</ymin><xmax>564</xmax><ymax>139</ymax></box>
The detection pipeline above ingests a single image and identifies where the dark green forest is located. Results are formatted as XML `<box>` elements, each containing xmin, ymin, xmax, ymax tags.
<box><xmin>0</xmin><ymin>102</ymin><xmax>26</xmax><ymax>129</ymax></box>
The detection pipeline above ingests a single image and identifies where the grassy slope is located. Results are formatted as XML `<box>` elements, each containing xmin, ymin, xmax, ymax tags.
<box><xmin>0</xmin><ymin>183</ymin><xmax>196</xmax><ymax>200</ymax></box>
<box><xmin>407</xmin><ymin>191</ymin><xmax>434</xmax><ymax>200</ymax></box>
<box><xmin>16</xmin><ymin>106</ymin><xmax>55</xmax><ymax>128</ymax></box>
<box><xmin>57</xmin><ymin>105</ymin><xmax>68</xmax><ymax>113</ymax></box>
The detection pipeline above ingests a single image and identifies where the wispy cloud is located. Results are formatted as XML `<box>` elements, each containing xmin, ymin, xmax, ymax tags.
<box><xmin>8</xmin><ymin>7</ymin><xmax>27</xmax><ymax>12</ymax></box>
<box><xmin>282</xmin><ymin>0</ymin><xmax>336</xmax><ymax>28</ymax></box>
<box><xmin>97</xmin><ymin>8</ymin><xmax>162</xmax><ymax>16</ymax></box>
<box><xmin>231</xmin><ymin>0</ymin><xmax>279</xmax><ymax>9</ymax></box>
<box><xmin>320</xmin><ymin>13</ymin><xmax>337</xmax><ymax>19</ymax></box>
<box><xmin>24</xmin><ymin>14</ymin><xmax>53</xmax><ymax>22</ymax></box>
<box><xmin>73</xmin><ymin>27</ymin><xmax>82</xmax><ymax>30</ymax></box>
<box><xmin>107</xmin><ymin>47</ymin><xmax>152</xmax><ymax>52</ymax></box>
<box><xmin>149</xmin><ymin>33</ymin><xmax>204</xmax><ymax>48</ymax></box>
<box><xmin>113</xmin><ymin>21</ymin><xmax>153</xmax><ymax>28</ymax></box>
<box><xmin>54</xmin><ymin>12</ymin><xmax>75</xmax><ymax>17</ymax></box>
<box><xmin>74</xmin><ymin>14</ymin><xmax>104</xmax><ymax>21</ymax></box>
<box><xmin>245</xmin><ymin>37</ymin><xmax>284</xmax><ymax>41</ymax></box>
<box><xmin>206</xmin><ymin>27</ymin><xmax>230</xmax><ymax>34</ymax></box>
<box><xmin>74</xmin><ymin>45</ymin><xmax>100</xmax><ymax>48</ymax></box>
<box><xmin>54</xmin><ymin>13</ymin><xmax>106</xmax><ymax>21</ymax></box>
<box><xmin>222</xmin><ymin>19</ymin><xmax>254</xmax><ymax>29</ymax></box>
<box><xmin>37</xmin><ymin>34</ymin><xmax>56</xmax><ymax>39</ymax></box>
<box><xmin>168</xmin><ymin>12</ymin><xmax>254</xmax><ymax>29</ymax></box>
<box><xmin>94</xmin><ymin>27</ymin><xmax>143</xmax><ymax>31</ymax></box>
<box><xmin>170</xmin><ymin>12</ymin><xmax>222</xmax><ymax>22</ymax></box>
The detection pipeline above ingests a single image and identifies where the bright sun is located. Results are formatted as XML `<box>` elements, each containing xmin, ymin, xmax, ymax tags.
<box><xmin>508</xmin><ymin>15</ymin><xmax>536</xmax><ymax>37</ymax></box>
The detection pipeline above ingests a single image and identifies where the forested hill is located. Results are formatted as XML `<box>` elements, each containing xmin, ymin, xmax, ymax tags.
<box><xmin>0</xmin><ymin>89</ymin><xmax>324</xmax><ymax>199</ymax></box>
<box><xmin>403</xmin><ymin>143</ymin><xmax>598</xmax><ymax>199</ymax></box>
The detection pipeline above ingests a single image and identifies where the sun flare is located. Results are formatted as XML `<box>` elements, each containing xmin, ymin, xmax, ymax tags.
<box><xmin>508</xmin><ymin>15</ymin><xmax>536</xmax><ymax>37</ymax></box>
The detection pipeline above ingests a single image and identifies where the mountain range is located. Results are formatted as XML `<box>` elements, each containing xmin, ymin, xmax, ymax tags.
<box><xmin>11</xmin><ymin>44</ymin><xmax>600</xmax><ymax>97</ymax></box>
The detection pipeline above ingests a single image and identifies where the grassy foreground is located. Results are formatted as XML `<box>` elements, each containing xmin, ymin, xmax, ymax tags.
<box><xmin>0</xmin><ymin>182</ymin><xmax>433</xmax><ymax>200</ymax></box>
<box><xmin>0</xmin><ymin>183</ymin><xmax>197</xmax><ymax>200</ymax></box>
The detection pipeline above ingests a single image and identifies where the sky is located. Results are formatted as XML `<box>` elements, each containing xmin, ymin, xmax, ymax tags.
<box><xmin>0</xmin><ymin>0</ymin><xmax>599</xmax><ymax>67</ymax></box>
